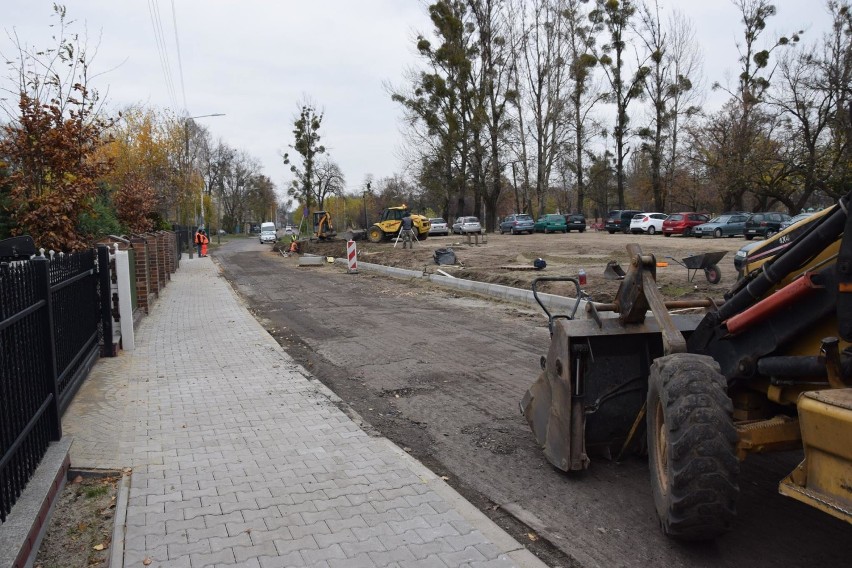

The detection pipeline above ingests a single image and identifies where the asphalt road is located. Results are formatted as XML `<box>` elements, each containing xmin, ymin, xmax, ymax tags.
<box><xmin>213</xmin><ymin>237</ymin><xmax>851</xmax><ymax>568</ymax></box>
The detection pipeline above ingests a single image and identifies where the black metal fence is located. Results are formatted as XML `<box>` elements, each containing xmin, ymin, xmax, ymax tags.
<box><xmin>173</xmin><ymin>224</ymin><xmax>196</xmax><ymax>258</ymax></box>
<box><xmin>0</xmin><ymin>249</ymin><xmax>103</xmax><ymax>523</ymax></box>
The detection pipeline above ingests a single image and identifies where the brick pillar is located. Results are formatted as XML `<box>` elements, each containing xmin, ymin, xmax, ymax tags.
<box><xmin>130</xmin><ymin>235</ymin><xmax>150</xmax><ymax>314</ymax></box>
<box><xmin>146</xmin><ymin>232</ymin><xmax>161</xmax><ymax>297</ymax></box>
<box><xmin>156</xmin><ymin>232</ymin><xmax>168</xmax><ymax>285</ymax></box>
<box><xmin>165</xmin><ymin>231</ymin><xmax>176</xmax><ymax>273</ymax></box>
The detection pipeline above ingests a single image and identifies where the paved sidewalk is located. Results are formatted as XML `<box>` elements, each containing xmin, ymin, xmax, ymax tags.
<box><xmin>62</xmin><ymin>257</ymin><xmax>545</xmax><ymax>568</ymax></box>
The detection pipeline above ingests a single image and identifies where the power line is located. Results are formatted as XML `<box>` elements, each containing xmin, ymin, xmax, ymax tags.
<box><xmin>146</xmin><ymin>0</ymin><xmax>178</xmax><ymax>110</ymax></box>
<box><xmin>170</xmin><ymin>0</ymin><xmax>188</xmax><ymax>112</ymax></box>
<box><xmin>146</xmin><ymin>0</ymin><xmax>175</xmax><ymax>108</ymax></box>
<box><xmin>152</xmin><ymin>0</ymin><xmax>178</xmax><ymax>108</ymax></box>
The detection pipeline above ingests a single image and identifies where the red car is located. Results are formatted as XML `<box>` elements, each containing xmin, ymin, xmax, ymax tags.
<box><xmin>662</xmin><ymin>212</ymin><xmax>710</xmax><ymax>237</ymax></box>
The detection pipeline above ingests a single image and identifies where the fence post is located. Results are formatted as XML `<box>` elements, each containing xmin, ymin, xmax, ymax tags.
<box><xmin>115</xmin><ymin>248</ymin><xmax>135</xmax><ymax>351</ymax></box>
<box><xmin>97</xmin><ymin>245</ymin><xmax>115</xmax><ymax>357</ymax></box>
<box><xmin>33</xmin><ymin>256</ymin><xmax>62</xmax><ymax>441</ymax></box>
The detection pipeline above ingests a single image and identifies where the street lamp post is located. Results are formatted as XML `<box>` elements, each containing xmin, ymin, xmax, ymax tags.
<box><xmin>183</xmin><ymin>113</ymin><xmax>225</xmax><ymax>258</ymax></box>
<box><xmin>363</xmin><ymin>182</ymin><xmax>371</xmax><ymax>230</ymax></box>
<box><xmin>217</xmin><ymin>198</ymin><xmax>222</xmax><ymax>245</ymax></box>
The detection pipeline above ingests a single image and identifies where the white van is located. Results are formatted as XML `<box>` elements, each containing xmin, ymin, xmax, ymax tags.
<box><xmin>259</xmin><ymin>222</ymin><xmax>276</xmax><ymax>243</ymax></box>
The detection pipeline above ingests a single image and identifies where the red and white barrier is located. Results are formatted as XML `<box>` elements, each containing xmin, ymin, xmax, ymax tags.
<box><xmin>347</xmin><ymin>240</ymin><xmax>358</xmax><ymax>273</ymax></box>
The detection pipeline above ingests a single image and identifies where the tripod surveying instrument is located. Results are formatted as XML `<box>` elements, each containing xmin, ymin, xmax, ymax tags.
<box><xmin>393</xmin><ymin>212</ymin><xmax>418</xmax><ymax>249</ymax></box>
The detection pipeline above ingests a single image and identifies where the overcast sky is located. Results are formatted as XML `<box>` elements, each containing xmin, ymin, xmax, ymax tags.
<box><xmin>1</xmin><ymin>1</ymin><xmax>835</xmax><ymax>200</ymax></box>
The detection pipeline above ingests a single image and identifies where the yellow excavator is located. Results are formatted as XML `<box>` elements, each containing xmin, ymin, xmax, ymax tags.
<box><xmin>522</xmin><ymin>199</ymin><xmax>852</xmax><ymax>540</ymax></box>
<box><xmin>312</xmin><ymin>210</ymin><xmax>336</xmax><ymax>240</ymax></box>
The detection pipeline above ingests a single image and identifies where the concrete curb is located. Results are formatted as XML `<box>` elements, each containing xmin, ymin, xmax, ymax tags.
<box><xmin>300</xmin><ymin>371</ymin><xmax>548</xmax><ymax>568</ymax></box>
<box><xmin>335</xmin><ymin>258</ymin><xmax>589</xmax><ymax>315</ymax></box>
<box><xmin>380</xmin><ymin>439</ymin><xmax>548</xmax><ymax>568</ymax></box>
<box><xmin>108</xmin><ymin>473</ymin><xmax>130</xmax><ymax>568</ymax></box>
<box><xmin>0</xmin><ymin>437</ymin><xmax>72</xmax><ymax>568</ymax></box>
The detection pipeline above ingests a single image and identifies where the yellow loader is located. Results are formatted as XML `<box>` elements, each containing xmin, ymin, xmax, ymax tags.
<box><xmin>367</xmin><ymin>205</ymin><xmax>430</xmax><ymax>243</ymax></box>
<box><xmin>522</xmin><ymin>199</ymin><xmax>852</xmax><ymax>540</ymax></box>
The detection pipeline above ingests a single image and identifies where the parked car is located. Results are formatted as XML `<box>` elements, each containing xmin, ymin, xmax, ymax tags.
<box><xmin>734</xmin><ymin>240</ymin><xmax>762</xmax><ymax>276</ymax></box>
<box><xmin>565</xmin><ymin>214</ymin><xmax>586</xmax><ymax>232</ymax></box>
<box><xmin>534</xmin><ymin>214</ymin><xmax>568</xmax><ymax>233</ymax></box>
<box><xmin>737</xmin><ymin>209</ymin><xmax>826</xmax><ymax>277</ymax></box>
<box><xmin>259</xmin><ymin>222</ymin><xmax>277</xmax><ymax>243</ymax></box>
<box><xmin>662</xmin><ymin>212</ymin><xmax>710</xmax><ymax>237</ymax></box>
<box><xmin>692</xmin><ymin>214</ymin><xmax>749</xmax><ymax>238</ymax></box>
<box><xmin>629</xmin><ymin>212</ymin><xmax>668</xmax><ymax>235</ymax></box>
<box><xmin>452</xmin><ymin>216</ymin><xmax>483</xmax><ymax>234</ymax></box>
<box><xmin>604</xmin><ymin>210</ymin><xmax>642</xmax><ymax>234</ymax></box>
<box><xmin>743</xmin><ymin>212</ymin><xmax>792</xmax><ymax>240</ymax></box>
<box><xmin>780</xmin><ymin>212</ymin><xmax>815</xmax><ymax>230</ymax></box>
<box><xmin>428</xmin><ymin>218</ymin><xmax>449</xmax><ymax>236</ymax></box>
<box><xmin>499</xmin><ymin>213</ymin><xmax>535</xmax><ymax>235</ymax></box>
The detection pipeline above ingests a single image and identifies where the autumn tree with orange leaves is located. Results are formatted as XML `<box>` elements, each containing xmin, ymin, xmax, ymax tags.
<box><xmin>98</xmin><ymin>107</ymin><xmax>177</xmax><ymax>233</ymax></box>
<box><xmin>0</xmin><ymin>5</ymin><xmax>113</xmax><ymax>251</ymax></box>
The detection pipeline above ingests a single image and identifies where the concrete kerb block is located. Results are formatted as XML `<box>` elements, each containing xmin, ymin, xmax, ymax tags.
<box><xmin>377</xmin><ymin>438</ymin><xmax>548</xmax><ymax>568</ymax></box>
<box><xmin>334</xmin><ymin>258</ymin><xmax>587</xmax><ymax>315</ymax></box>
<box><xmin>108</xmin><ymin>473</ymin><xmax>131</xmax><ymax>568</ymax></box>
<box><xmin>0</xmin><ymin>437</ymin><xmax>72</xmax><ymax>568</ymax></box>
<box><xmin>298</xmin><ymin>254</ymin><xmax>325</xmax><ymax>267</ymax></box>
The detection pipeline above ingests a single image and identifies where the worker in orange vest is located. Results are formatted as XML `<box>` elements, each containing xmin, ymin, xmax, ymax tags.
<box><xmin>194</xmin><ymin>228</ymin><xmax>204</xmax><ymax>256</ymax></box>
<box><xmin>200</xmin><ymin>230</ymin><xmax>209</xmax><ymax>257</ymax></box>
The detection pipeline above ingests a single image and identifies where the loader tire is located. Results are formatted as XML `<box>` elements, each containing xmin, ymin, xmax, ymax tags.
<box><xmin>367</xmin><ymin>226</ymin><xmax>384</xmax><ymax>243</ymax></box>
<box><xmin>647</xmin><ymin>353</ymin><xmax>739</xmax><ymax>541</ymax></box>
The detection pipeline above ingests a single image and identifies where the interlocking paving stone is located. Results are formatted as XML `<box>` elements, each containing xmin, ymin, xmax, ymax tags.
<box><xmin>61</xmin><ymin>258</ymin><xmax>540</xmax><ymax>568</ymax></box>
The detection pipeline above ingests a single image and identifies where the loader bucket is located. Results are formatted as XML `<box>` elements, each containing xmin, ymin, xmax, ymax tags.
<box><xmin>521</xmin><ymin>313</ymin><xmax>703</xmax><ymax>471</ymax></box>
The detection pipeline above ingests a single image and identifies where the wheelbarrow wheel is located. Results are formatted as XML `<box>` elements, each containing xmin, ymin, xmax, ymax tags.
<box><xmin>704</xmin><ymin>264</ymin><xmax>721</xmax><ymax>284</ymax></box>
<box><xmin>647</xmin><ymin>353</ymin><xmax>739</xmax><ymax>541</ymax></box>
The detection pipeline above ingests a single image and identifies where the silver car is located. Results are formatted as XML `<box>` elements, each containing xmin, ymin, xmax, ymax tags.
<box><xmin>428</xmin><ymin>218</ymin><xmax>449</xmax><ymax>236</ymax></box>
<box><xmin>452</xmin><ymin>216</ymin><xmax>483</xmax><ymax>234</ymax></box>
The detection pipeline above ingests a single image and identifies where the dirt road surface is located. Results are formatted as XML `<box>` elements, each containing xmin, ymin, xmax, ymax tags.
<box><xmin>213</xmin><ymin>234</ymin><xmax>850</xmax><ymax>568</ymax></box>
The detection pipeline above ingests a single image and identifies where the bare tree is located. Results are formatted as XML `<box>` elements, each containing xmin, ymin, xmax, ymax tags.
<box><xmin>590</xmin><ymin>0</ymin><xmax>649</xmax><ymax>209</ymax></box>
<box><xmin>513</xmin><ymin>0</ymin><xmax>574</xmax><ymax>216</ymax></box>
<box><xmin>221</xmin><ymin>150</ymin><xmax>261</xmax><ymax>232</ymax></box>
<box><xmin>562</xmin><ymin>0</ymin><xmax>602</xmax><ymax>216</ymax></box>
<box><xmin>467</xmin><ymin>0</ymin><xmax>517</xmax><ymax>230</ymax></box>
<box><xmin>391</xmin><ymin>1</ymin><xmax>476</xmax><ymax>221</ymax></box>
<box><xmin>819</xmin><ymin>0</ymin><xmax>852</xmax><ymax>199</ymax></box>
<box><xmin>662</xmin><ymin>10</ymin><xmax>704</xmax><ymax>208</ymax></box>
<box><xmin>313</xmin><ymin>158</ymin><xmax>346</xmax><ymax>209</ymax></box>
<box><xmin>635</xmin><ymin>1</ymin><xmax>702</xmax><ymax>211</ymax></box>
<box><xmin>247</xmin><ymin>173</ymin><xmax>277</xmax><ymax>223</ymax></box>
<box><xmin>709</xmin><ymin>0</ymin><xmax>801</xmax><ymax>210</ymax></box>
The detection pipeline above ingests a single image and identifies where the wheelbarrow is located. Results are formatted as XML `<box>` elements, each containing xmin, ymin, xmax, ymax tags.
<box><xmin>665</xmin><ymin>250</ymin><xmax>727</xmax><ymax>284</ymax></box>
